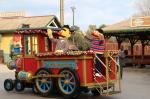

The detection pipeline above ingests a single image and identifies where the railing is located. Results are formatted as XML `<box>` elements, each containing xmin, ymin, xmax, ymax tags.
<box><xmin>93</xmin><ymin>50</ymin><xmax>121</xmax><ymax>96</ymax></box>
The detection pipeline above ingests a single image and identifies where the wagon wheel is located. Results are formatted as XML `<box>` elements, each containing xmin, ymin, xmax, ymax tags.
<box><xmin>4</xmin><ymin>79</ymin><xmax>14</xmax><ymax>91</ymax></box>
<box><xmin>58</xmin><ymin>68</ymin><xmax>80</xmax><ymax>98</ymax></box>
<box><xmin>14</xmin><ymin>80</ymin><xmax>25</xmax><ymax>92</ymax></box>
<box><xmin>34</xmin><ymin>68</ymin><xmax>53</xmax><ymax>97</ymax></box>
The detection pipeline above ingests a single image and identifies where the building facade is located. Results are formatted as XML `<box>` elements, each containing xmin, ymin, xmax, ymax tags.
<box><xmin>0</xmin><ymin>12</ymin><xmax>61</xmax><ymax>63</ymax></box>
<box><xmin>103</xmin><ymin>16</ymin><xmax>150</xmax><ymax>66</ymax></box>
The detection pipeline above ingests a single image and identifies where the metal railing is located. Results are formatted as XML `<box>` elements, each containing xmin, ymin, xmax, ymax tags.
<box><xmin>93</xmin><ymin>50</ymin><xmax>121</xmax><ymax>96</ymax></box>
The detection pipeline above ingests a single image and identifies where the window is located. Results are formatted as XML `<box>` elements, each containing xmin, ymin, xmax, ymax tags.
<box><xmin>45</xmin><ymin>37</ymin><xmax>52</xmax><ymax>52</ymax></box>
<box><xmin>25</xmin><ymin>36</ymin><xmax>31</xmax><ymax>55</ymax></box>
<box><xmin>25</xmin><ymin>35</ymin><xmax>38</xmax><ymax>55</ymax></box>
<box><xmin>32</xmin><ymin>36</ymin><xmax>38</xmax><ymax>54</ymax></box>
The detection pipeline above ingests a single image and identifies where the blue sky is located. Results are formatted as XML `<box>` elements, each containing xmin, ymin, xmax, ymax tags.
<box><xmin>0</xmin><ymin>0</ymin><xmax>137</xmax><ymax>30</ymax></box>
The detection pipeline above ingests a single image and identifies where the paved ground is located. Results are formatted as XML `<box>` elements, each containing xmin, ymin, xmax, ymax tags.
<box><xmin>0</xmin><ymin>64</ymin><xmax>150</xmax><ymax>99</ymax></box>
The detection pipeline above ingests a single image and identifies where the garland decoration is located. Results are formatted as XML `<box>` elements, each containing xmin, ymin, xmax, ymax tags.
<box><xmin>35</xmin><ymin>50</ymin><xmax>94</xmax><ymax>57</ymax></box>
<box><xmin>16</xmin><ymin>29</ymin><xmax>47</xmax><ymax>35</ymax></box>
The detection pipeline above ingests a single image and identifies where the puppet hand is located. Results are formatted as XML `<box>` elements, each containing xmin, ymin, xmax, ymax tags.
<box><xmin>47</xmin><ymin>29</ymin><xmax>53</xmax><ymax>38</ymax></box>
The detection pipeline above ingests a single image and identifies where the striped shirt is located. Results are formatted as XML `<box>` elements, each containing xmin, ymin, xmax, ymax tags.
<box><xmin>90</xmin><ymin>39</ymin><xmax>105</xmax><ymax>54</ymax></box>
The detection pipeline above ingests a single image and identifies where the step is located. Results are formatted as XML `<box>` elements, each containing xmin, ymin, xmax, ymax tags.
<box><xmin>101</xmin><ymin>91</ymin><xmax>121</xmax><ymax>96</ymax></box>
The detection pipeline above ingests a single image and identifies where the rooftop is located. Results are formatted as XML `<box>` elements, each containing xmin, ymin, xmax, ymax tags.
<box><xmin>103</xmin><ymin>16</ymin><xmax>150</xmax><ymax>33</ymax></box>
<box><xmin>0</xmin><ymin>14</ymin><xmax>60</xmax><ymax>33</ymax></box>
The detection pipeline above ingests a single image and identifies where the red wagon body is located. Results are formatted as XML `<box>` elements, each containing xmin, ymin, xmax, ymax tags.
<box><xmin>4</xmin><ymin>28</ymin><xmax>121</xmax><ymax>98</ymax></box>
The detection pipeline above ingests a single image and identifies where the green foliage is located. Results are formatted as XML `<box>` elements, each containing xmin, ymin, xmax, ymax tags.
<box><xmin>99</xmin><ymin>24</ymin><xmax>106</xmax><ymax>29</ymax></box>
<box><xmin>86</xmin><ymin>25</ymin><xmax>96</xmax><ymax>34</ymax></box>
<box><xmin>69</xmin><ymin>26</ymin><xmax>90</xmax><ymax>50</ymax></box>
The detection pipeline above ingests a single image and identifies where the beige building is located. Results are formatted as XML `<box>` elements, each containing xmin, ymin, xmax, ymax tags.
<box><xmin>0</xmin><ymin>12</ymin><xmax>61</xmax><ymax>63</ymax></box>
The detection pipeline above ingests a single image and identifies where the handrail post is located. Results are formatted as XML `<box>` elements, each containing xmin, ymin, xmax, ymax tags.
<box><xmin>105</xmin><ymin>51</ymin><xmax>109</xmax><ymax>95</ymax></box>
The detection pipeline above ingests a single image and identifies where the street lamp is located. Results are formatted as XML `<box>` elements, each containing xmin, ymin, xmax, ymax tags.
<box><xmin>71</xmin><ymin>6</ymin><xmax>76</xmax><ymax>26</ymax></box>
<box><xmin>60</xmin><ymin>0</ymin><xmax>64</xmax><ymax>26</ymax></box>
<box><xmin>70</xmin><ymin>6</ymin><xmax>76</xmax><ymax>45</ymax></box>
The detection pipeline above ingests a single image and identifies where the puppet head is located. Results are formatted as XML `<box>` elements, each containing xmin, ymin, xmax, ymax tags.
<box><xmin>58</xmin><ymin>25</ymin><xmax>71</xmax><ymax>39</ymax></box>
<box><xmin>91</xmin><ymin>31</ymin><xmax>100</xmax><ymax>38</ymax></box>
<box><xmin>91</xmin><ymin>29</ymin><xmax>104</xmax><ymax>39</ymax></box>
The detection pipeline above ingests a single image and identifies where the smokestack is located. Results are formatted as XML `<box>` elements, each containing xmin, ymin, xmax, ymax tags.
<box><xmin>60</xmin><ymin>0</ymin><xmax>64</xmax><ymax>26</ymax></box>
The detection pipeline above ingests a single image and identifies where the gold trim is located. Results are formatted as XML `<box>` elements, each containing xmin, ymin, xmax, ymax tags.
<box><xmin>83</xmin><ymin>56</ymin><xmax>87</xmax><ymax>86</ymax></box>
<box><xmin>35</xmin><ymin>56</ymin><xmax>93</xmax><ymax>61</ymax></box>
<box><xmin>105</xmin><ymin>53</ymin><xmax>109</xmax><ymax>95</ymax></box>
<box><xmin>80</xmin><ymin>81</ymin><xmax>115</xmax><ymax>88</ymax></box>
<box><xmin>32</xmin><ymin>74</ymin><xmax>64</xmax><ymax>79</ymax></box>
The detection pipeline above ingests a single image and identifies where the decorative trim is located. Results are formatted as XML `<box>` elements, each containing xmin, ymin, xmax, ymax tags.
<box><xmin>83</xmin><ymin>56</ymin><xmax>87</xmax><ymax>86</ymax></box>
<box><xmin>80</xmin><ymin>81</ymin><xmax>115</xmax><ymax>88</ymax></box>
<box><xmin>35</xmin><ymin>56</ymin><xmax>93</xmax><ymax>61</ymax></box>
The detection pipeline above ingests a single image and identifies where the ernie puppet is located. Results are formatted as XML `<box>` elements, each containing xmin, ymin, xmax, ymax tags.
<box><xmin>84</xmin><ymin>29</ymin><xmax>105</xmax><ymax>77</ymax></box>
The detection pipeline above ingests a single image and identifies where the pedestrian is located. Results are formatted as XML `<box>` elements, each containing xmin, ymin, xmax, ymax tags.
<box><xmin>118</xmin><ymin>47</ymin><xmax>127</xmax><ymax>79</ymax></box>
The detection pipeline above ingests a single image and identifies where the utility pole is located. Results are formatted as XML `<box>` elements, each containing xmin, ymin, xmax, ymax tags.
<box><xmin>71</xmin><ymin>6</ymin><xmax>76</xmax><ymax>26</ymax></box>
<box><xmin>60</xmin><ymin>0</ymin><xmax>64</xmax><ymax>26</ymax></box>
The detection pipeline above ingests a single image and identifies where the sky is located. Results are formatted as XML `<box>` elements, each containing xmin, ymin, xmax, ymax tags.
<box><xmin>0</xmin><ymin>0</ymin><xmax>138</xmax><ymax>30</ymax></box>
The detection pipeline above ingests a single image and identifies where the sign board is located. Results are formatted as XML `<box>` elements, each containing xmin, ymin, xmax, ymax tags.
<box><xmin>131</xmin><ymin>16</ymin><xmax>150</xmax><ymax>27</ymax></box>
<box><xmin>43</xmin><ymin>61</ymin><xmax>77</xmax><ymax>69</ymax></box>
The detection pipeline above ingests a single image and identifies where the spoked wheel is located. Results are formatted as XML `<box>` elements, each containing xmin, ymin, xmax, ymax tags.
<box><xmin>15</xmin><ymin>80</ymin><xmax>25</xmax><ymax>92</ymax></box>
<box><xmin>34</xmin><ymin>68</ymin><xmax>53</xmax><ymax>97</ymax></box>
<box><xmin>4</xmin><ymin>79</ymin><xmax>14</xmax><ymax>91</ymax></box>
<box><xmin>58</xmin><ymin>68</ymin><xmax>80</xmax><ymax>98</ymax></box>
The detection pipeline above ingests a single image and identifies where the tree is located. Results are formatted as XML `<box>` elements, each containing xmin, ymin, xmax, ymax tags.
<box><xmin>136</xmin><ymin>0</ymin><xmax>150</xmax><ymax>16</ymax></box>
<box><xmin>86</xmin><ymin>25</ymin><xmax>97</xmax><ymax>38</ymax></box>
<box><xmin>87</xmin><ymin>25</ymin><xmax>96</xmax><ymax>33</ymax></box>
<box><xmin>99</xmin><ymin>24</ymin><xmax>106</xmax><ymax>29</ymax></box>
<box><xmin>69</xmin><ymin>25</ymin><xmax>90</xmax><ymax>50</ymax></box>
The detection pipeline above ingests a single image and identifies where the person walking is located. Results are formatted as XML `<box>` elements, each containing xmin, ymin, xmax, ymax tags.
<box><xmin>118</xmin><ymin>47</ymin><xmax>126</xmax><ymax>79</ymax></box>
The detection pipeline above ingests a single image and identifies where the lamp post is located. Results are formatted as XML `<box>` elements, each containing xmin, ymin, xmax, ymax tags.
<box><xmin>70</xmin><ymin>6</ymin><xmax>76</xmax><ymax>44</ymax></box>
<box><xmin>60</xmin><ymin>0</ymin><xmax>64</xmax><ymax>26</ymax></box>
<box><xmin>71</xmin><ymin>6</ymin><xmax>76</xmax><ymax>26</ymax></box>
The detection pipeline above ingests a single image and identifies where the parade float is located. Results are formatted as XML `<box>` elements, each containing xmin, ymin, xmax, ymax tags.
<box><xmin>4</xmin><ymin>26</ymin><xmax>121</xmax><ymax>98</ymax></box>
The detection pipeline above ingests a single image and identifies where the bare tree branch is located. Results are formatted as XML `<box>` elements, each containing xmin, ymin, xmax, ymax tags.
<box><xmin>136</xmin><ymin>0</ymin><xmax>150</xmax><ymax>16</ymax></box>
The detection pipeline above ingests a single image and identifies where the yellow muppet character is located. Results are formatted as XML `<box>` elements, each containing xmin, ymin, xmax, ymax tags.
<box><xmin>47</xmin><ymin>25</ymin><xmax>72</xmax><ymax>53</ymax></box>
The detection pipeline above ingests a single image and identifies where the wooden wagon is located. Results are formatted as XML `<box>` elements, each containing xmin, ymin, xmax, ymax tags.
<box><xmin>4</xmin><ymin>28</ymin><xmax>121</xmax><ymax>98</ymax></box>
